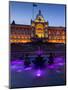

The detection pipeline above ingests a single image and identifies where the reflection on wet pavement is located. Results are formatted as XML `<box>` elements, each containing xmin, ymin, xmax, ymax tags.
<box><xmin>10</xmin><ymin>56</ymin><xmax>66</xmax><ymax>88</ymax></box>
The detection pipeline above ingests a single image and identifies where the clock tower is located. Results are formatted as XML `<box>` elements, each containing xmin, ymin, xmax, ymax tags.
<box><xmin>31</xmin><ymin>10</ymin><xmax>49</xmax><ymax>42</ymax></box>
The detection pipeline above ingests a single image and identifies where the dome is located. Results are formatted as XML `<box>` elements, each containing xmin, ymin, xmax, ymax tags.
<box><xmin>35</xmin><ymin>10</ymin><xmax>45</xmax><ymax>22</ymax></box>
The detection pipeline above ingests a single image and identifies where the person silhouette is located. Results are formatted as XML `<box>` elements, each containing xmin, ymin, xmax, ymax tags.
<box><xmin>48</xmin><ymin>53</ymin><xmax>54</xmax><ymax>65</ymax></box>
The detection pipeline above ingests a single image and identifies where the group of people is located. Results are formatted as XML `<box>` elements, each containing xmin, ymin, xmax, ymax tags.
<box><xmin>24</xmin><ymin>53</ymin><xmax>54</xmax><ymax>69</ymax></box>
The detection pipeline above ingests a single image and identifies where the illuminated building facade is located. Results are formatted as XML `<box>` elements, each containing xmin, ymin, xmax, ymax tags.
<box><xmin>10</xmin><ymin>10</ymin><xmax>66</xmax><ymax>44</ymax></box>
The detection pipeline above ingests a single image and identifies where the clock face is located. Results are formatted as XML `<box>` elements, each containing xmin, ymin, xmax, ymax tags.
<box><xmin>35</xmin><ymin>24</ymin><xmax>44</xmax><ymax>38</ymax></box>
<box><xmin>36</xmin><ymin>24</ymin><xmax>44</xmax><ymax>33</ymax></box>
<box><xmin>36</xmin><ymin>24</ymin><xmax>44</xmax><ymax>29</ymax></box>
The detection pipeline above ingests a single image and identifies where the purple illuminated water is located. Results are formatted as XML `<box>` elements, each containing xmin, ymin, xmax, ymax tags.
<box><xmin>10</xmin><ymin>43</ymin><xmax>66</xmax><ymax>88</ymax></box>
<box><xmin>10</xmin><ymin>55</ymin><xmax>65</xmax><ymax>88</ymax></box>
<box><xmin>36</xmin><ymin>70</ymin><xmax>41</xmax><ymax>77</ymax></box>
<box><xmin>11</xmin><ymin>56</ymin><xmax>65</xmax><ymax>75</ymax></box>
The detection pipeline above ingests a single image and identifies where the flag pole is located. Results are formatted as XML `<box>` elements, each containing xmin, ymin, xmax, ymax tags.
<box><xmin>32</xmin><ymin>3</ymin><xmax>37</xmax><ymax>20</ymax></box>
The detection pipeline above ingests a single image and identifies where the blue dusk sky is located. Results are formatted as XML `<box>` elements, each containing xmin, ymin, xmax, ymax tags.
<box><xmin>9</xmin><ymin>1</ymin><xmax>66</xmax><ymax>27</ymax></box>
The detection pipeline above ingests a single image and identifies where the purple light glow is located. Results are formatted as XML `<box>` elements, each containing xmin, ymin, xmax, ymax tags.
<box><xmin>37</xmin><ymin>73</ymin><xmax>41</xmax><ymax>77</ymax></box>
<box><xmin>17</xmin><ymin>69</ymin><xmax>22</xmax><ymax>72</ymax></box>
<box><xmin>24</xmin><ymin>67</ymin><xmax>32</xmax><ymax>71</ymax></box>
<box><xmin>58</xmin><ymin>62</ymin><xmax>64</xmax><ymax>66</ymax></box>
<box><xmin>11</xmin><ymin>56</ymin><xmax>65</xmax><ymax>75</ymax></box>
<box><xmin>48</xmin><ymin>65</ymin><xmax>54</xmax><ymax>69</ymax></box>
<box><xmin>54</xmin><ymin>57</ymin><xmax>64</xmax><ymax>63</ymax></box>
<box><xmin>36</xmin><ymin>69</ymin><xmax>42</xmax><ymax>77</ymax></box>
<box><xmin>11</xmin><ymin>60</ymin><xmax>24</xmax><ymax>65</ymax></box>
<box><xmin>11</xmin><ymin>60</ymin><xmax>24</xmax><ymax>72</ymax></box>
<box><xmin>11</xmin><ymin>65</ymin><xmax>17</xmax><ymax>69</ymax></box>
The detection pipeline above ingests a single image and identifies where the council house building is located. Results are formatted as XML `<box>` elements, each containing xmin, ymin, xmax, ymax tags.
<box><xmin>10</xmin><ymin>10</ymin><xmax>66</xmax><ymax>44</ymax></box>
